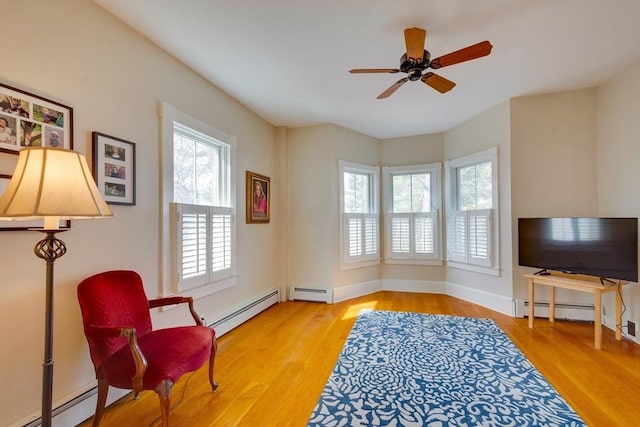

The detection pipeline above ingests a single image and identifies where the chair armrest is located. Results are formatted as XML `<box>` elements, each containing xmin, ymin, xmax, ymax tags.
<box><xmin>148</xmin><ymin>296</ymin><xmax>203</xmax><ymax>325</ymax></box>
<box><xmin>85</xmin><ymin>325</ymin><xmax>148</xmax><ymax>392</ymax></box>
<box><xmin>120</xmin><ymin>327</ymin><xmax>148</xmax><ymax>393</ymax></box>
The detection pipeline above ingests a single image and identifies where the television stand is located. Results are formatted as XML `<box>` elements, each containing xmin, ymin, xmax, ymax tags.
<box><xmin>524</xmin><ymin>272</ymin><xmax>629</xmax><ymax>349</ymax></box>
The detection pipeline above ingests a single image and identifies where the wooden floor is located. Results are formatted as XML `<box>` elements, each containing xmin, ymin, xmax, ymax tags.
<box><xmin>77</xmin><ymin>292</ymin><xmax>640</xmax><ymax>427</ymax></box>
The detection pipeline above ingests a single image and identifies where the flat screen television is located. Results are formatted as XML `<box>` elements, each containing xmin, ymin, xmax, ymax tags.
<box><xmin>518</xmin><ymin>217</ymin><xmax>638</xmax><ymax>282</ymax></box>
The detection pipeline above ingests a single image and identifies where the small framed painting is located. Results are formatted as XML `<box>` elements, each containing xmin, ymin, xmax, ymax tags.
<box><xmin>246</xmin><ymin>171</ymin><xmax>270</xmax><ymax>223</ymax></box>
<box><xmin>92</xmin><ymin>132</ymin><xmax>136</xmax><ymax>205</ymax></box>
<box><xmin>0</xmin><ymin>82</ymin><xmax>73</xmax><ymax>154</ymax></box>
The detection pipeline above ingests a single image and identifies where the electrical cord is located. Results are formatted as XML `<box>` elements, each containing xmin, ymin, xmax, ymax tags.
<box><xmin>614</xmin><ymin>279</ymin><xmax>628</xmax><ymax>336</ymax></box>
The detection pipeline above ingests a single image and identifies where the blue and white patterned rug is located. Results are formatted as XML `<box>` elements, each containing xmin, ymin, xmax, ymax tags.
<box><xmin>308</xmin><ymin>310</ymin><xmax>585</xmax><ymax>426</ymax></box>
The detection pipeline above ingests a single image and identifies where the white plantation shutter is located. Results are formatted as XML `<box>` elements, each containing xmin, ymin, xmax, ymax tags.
<box><xmin>346</xmin><ymin>215</ymin><xmax>362</xmax><ymax>257</ymax></box>
<box><xmin>173</xmin><ymin>203</ymin><xmax>208</xmax><ymax>291</ymax></box>
<box><xmin>391</xmin><ymin>215</ymin><xmax>411</xmax><ymax>254</ymax></box>
<box><xmin>469</xmin><ymin>209</ymin><xmax>492</xmax><ymax>266</ymax></box>
<box><xmin>181</xmin><ymin>210</ymin><xmax>207</xmax><ymax>279</ymax></box>
<box><xmin>344</xmin><ymin>213</ymin><xmax>378</xmax><ymax>260</ymax></box>
<box><xmin>211</xmin><ymin>206</ymin><xmax>233</xmax><ymax>280</ymax></box>
<box><xmin>447</xmin><ymin>209</ymin><xmax>492</xmax><ymax>266</ymax></box>
<box><xmin>364</xmin><ymin>215</ymin><xmax>378</xmax><ymax>255</ymax></box>
<box><xmin>172</xmin><ymin>203</ymin><xmax>234</xmax><ymax>291</ymax></box>
<box><xmin>447</xmin><ymin>211</ymin><xmax>467</xmax><ymax>263</ymax></box>
<box><xmin>414</xmin><ymin>212</ymin><xmax>437</xmax><ymax>257</ymax></box>
<box><xmin>389</xmin><ymin>212</ymin><xmax>439</xmax><ymax>259</ymax></box>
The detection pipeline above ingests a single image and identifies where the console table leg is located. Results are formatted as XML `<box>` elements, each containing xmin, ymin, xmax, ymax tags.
<box><xmin>528</xmin><ymin>279</ymin><xmax>534</xmax><ymax>329</ymax></box>
<box><xmin>594</xmin><ymin>291</ymin><xmax>602</xmax><ymax>349</ymax></box>
<box><xmin>549</xmin><ymin>286</ymin><xmax>556</xmax><ymax>323</ymax></box>
<box><xmin>615</xmin><ymin>284</ymin><xmax>622</xmax><ymax>341</ymax></box>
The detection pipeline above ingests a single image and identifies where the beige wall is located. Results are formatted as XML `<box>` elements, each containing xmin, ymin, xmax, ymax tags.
<box><xmin>0</xmin><ymin>1</ymin><xmax>277</xmax><ymax>424</ymax></box>
<box><xmin>443</xmin><ymin>101</ymin><xmax>513</xmax><ymax>299</ymax></box>
<box><xmin>510</xmin><ymin>89</ymin><xmax>599</xmax><ymax>300</ymax></box>
<box><xmin>285</xmin><ymin>124</ymin><xmax>381</xmax><ymax>290</ymax></box>
<box><xmin>597</xmin><ymin>58</ymin><xmax>640</xmax><ymax>337</ymax></box>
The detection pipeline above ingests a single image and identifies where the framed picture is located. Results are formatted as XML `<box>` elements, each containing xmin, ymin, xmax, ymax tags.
<box><xmin>0</xmin><ymin>174</ymin><xmax>70</xmax><ymax>231</ymax></box>
<box><xmin>246</xmin><ymin>171</ymin><xmax>270</xmax><ymax>223</ymax></box>
<box><xmin>0</xmin><ymin>82</ymin><xmax>73</xmax><ymax>154</ymax></box>
<box><xmin>92</xmin><ymin>132</ymin><xmax>136</xmax><ymax>206</ymax></box>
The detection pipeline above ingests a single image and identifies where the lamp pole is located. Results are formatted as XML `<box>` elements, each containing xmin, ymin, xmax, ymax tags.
<box><xmin>34</xmin><ymin>230</ymin><xmax>67</xmax><ymax>427</ymax></box>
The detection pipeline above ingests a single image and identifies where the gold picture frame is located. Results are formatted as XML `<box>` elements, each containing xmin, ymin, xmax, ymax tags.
<box><xmin>246</xmin><ymin>171</ymin><xmax>270</xmax><ymax>223</ymax></box>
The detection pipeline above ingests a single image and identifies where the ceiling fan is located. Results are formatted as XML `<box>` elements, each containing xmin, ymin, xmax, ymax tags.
<box><xmin>349</xmin><ymin>27</ymin><xmax>493</xmax><ymax>99</ymax></box>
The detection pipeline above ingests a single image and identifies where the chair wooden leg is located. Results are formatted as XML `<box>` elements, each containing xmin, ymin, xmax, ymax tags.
<box><xmin>92</xmin><ymin>379</ymin><xmax>109</xmax><ymax>427</ymax></box>
<box><xmin>209</xmin><ymin>337</ymin><xmax>219</xmax><ymax>391</ymax></box>
<box><xmin>156</xmin><ymin>380</ymin><xmax>173</xmax><ymax>427</ymax></box>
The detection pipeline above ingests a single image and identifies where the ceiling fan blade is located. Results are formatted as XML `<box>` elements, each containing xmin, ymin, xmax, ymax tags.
<box><xmin>421</xmin><ymin>72</ymin><xmax>456</xmax><ymax>93</ymax></box>
<box><xmin>430</xmin><ymin>40</ymin><xmax>493</xmax><ymax>69</ymax></box>
<box><xmin>349</xmin><ymin>68</ymin><xmax>400</xmax><ymax>74</ymax></box>
<box><xmin>377</xmin><ymin>77</ymin><xmax>409</xmax><ymax>99</ymax></box>
<box><xmin>404</xmin><ymin>27</ymin><xmax>426</xmax><ymax>62</ymax></box>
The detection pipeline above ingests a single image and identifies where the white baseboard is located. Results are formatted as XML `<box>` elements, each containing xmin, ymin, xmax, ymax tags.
<box><xmin>382</xmin><ymin>279</ymin><xmax>446</xmax><ymax>294</ymax></box>
<box><xmin>446</xmin><ymin>282</ymin><xmax>514</xmax><ymax>316</ymax></box>
<box><xmin>332</xmin><ymin>280</ymin><xmax>381</xmax><ymax>303</ymax></box>
<box><xmin>325</xmin><ymin>279</ymin><xmax>512</xmax><ymax>317</ymax></box>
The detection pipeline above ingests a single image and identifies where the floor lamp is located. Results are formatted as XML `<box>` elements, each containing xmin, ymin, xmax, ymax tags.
<box><xmin>0</xmin><ymin>147</ymin><xmax>112</xmax><ymax>427</ymax></box>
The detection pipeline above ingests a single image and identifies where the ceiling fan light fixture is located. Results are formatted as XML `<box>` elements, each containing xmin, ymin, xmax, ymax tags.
<box><xmin>407</xmin><ymin>69</ymin><xmax>423</xmax><ymax>81</ymax></box>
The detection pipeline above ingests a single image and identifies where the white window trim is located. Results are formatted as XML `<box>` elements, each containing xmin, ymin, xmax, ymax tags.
<box><xmin>382</xmin><ymin>163</ymin><xmax>443</xmax><ymax>266</ymax></box>
<box><xmin>445</xmin><ymin>146</ymin><xmax>500</xmax><ymax>276</ymax></box>
<box><xmin>160</xmin><ymin>102</ymin><xmax>237</xmax><ymax>299</ymax></box>
<box><xmin>339</xmin><ymin>160</ymin><xmax>380</xmax><ymax>270</ymax></box>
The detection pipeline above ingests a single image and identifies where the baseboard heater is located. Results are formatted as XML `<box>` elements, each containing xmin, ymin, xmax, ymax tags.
<box><xmin>289</xmin><ymin>287</ymin><xmax>333</xmax><ymax>303</ymax></box>
<box><xmin>210</xmin><ymin>289</ymin><xmax>280</xmax><ymax>336</ymax></box>
<box><xmin>514</xmin><ymin>299</ymin><xmax>595</xmax><ymax>322</ymax></box>
<box><xmin>13</xmin><ymin>289</ymin><xmax>280</xmax><ymax>427</ymax></box>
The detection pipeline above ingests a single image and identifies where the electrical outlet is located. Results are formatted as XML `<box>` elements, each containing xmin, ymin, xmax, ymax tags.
<box><xmin>628</xmin><ymin>321</ymin><xmax>636</xmax><ymax>337</ymax></box>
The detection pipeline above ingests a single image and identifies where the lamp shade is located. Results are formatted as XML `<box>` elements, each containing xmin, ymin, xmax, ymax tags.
<box><xmin>0</xmin><ymin>147</ymin><xmax>112</xmax><ymax>227</ymax></box>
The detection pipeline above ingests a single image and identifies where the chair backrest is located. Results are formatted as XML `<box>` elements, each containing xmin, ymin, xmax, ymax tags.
<box><xmin>77</xmin><ymin>270</ymin><xmax>153</xmax><ymax>370</ymax></box>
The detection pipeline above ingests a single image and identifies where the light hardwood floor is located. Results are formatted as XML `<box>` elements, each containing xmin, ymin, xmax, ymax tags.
<box><xmin>77</xmin><ymin>292</ymin><xmax>640</xmax><ymax>426</ymax></box>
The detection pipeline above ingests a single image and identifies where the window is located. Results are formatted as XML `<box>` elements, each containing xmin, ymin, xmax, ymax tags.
<box><xmin>339</xmin><ymin>160</ymin><xmax>379</xmax><ymax>268</ymax></box>
<box><xmin>160</xmin><ymin>102</ymin><xmax>237</xmax><ymax>298</ymax></box>
<box><xmin>382</xmin><ymin>163</ymin><xmax>442</xmax><ymax>264</ymax></box>
<box><xmin>445</xmin><ymin>147</ymin><xmax>499</xmax><ymax>274</ymax></box>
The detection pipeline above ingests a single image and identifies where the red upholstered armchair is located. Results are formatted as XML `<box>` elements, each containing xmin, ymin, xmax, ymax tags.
<box><xmin>77</xmin><ymin>270</ymin><xmax>217</xmax><ymax>426</ymax></box>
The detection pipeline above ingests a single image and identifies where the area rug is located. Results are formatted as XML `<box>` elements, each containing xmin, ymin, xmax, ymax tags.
<box><xmin>308</xmin><ymin>310</ymin><xmax>585</xmax><ymax>427</ymax></box>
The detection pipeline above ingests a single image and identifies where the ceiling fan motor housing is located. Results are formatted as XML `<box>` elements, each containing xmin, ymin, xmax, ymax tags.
<box><xmin>400</xmin><ymin>50</ymin><xmax>431</xmax><ymax>80</ymax></box>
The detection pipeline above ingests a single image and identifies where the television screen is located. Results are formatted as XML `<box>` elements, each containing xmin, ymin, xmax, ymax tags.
<box><xmin>518</xmin><ymin>217</ymin><xmax>638</xmax><ymax>282</ymax></box>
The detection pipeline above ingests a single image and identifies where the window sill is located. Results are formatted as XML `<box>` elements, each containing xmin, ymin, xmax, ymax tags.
<box><xmin>340</xmin><ymin>259</ymin><xmax>380</xmax><ymax>271</ymax></box>
<box><xmin>446</xmin><ymin>261</ymin><xmax>500</xmax><ymax>277</ymax></box>
<box><xmin>166</xmin><ymin>274</ymin><xmax>237</xmax><ymax>304</ymax></box>
<box><xmin>384</xmin><ymin>258</ymin><xmax>443</xmax><ymax>266</ymax></box>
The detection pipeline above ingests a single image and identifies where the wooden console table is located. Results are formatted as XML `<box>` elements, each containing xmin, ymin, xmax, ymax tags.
<box><xmin>524</xmin><ymin>273</ymin><xmax>628</xmax><ymax>349</ymax></box>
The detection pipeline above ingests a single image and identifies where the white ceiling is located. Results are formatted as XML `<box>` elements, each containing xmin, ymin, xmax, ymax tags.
<box><xmin>94</xmin><ymin>0</ymin><xmax>640</xmax><ymax>139</ymax></box>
